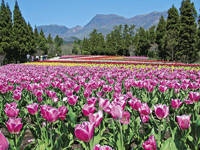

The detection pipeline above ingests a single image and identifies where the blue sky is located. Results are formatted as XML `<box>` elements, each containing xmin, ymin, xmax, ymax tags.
<box><xmin>4</xmin><ymin>0</ymin><xmax>200</xmax><ymax>28</ymax></box>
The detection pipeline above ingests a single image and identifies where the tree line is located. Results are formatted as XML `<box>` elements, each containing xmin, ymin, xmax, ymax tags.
<box><xmin>0</xmin><ymin>0</ymin><xmax>63</xmax><ymax>63</ymax></box>
<box><xmin>73</xmin><ymin>0</ymin><xmax>200</xmax><ymax>63</ymax></box>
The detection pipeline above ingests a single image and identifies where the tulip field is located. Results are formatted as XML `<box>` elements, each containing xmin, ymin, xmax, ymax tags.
<box><xmin>0</xmin><ymin>56</ymin><xmax>200</xmax><ymax>150</ymax></box>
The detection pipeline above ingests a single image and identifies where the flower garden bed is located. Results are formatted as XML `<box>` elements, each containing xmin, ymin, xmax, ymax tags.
<box><xmin>0</xmin><ymin>57</ymin><xmax>200</xmax><ymax>150</ymax></box>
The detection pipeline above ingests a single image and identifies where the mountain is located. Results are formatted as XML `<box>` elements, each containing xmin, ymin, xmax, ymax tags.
<box><xmin>37</xmin><ymin>11</ymin><xmax>168</xmax><ymax>41</ymax></box>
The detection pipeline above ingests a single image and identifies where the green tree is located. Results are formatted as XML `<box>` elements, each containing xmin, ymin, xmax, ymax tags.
<box><xmin>54</xmin><ymin>35</ymin><xmax>63</xmax><ymax>55</ymax></box>
<box><xmin>81</xmin><ymin>37</ymin><xmax>90</xmax><ymax>55</ymax></box>
<box><xmin>178</xmin><ymin>0</ymin><xmax>198</xmax><ymax>63</ymax></box>
<box><xmin>47</xmin><ymin>34</ymin><xmax>55</xmax><ymax>56</ymax></box>
<box><xmin>12</xmin><ymin>1</ymin><xmax>30</xmax><ymax>62</ymax></box>
<box><xmin>87</xmin><ymin>29</ymin><xmax>105</xmax><ymax>55</ymax></box>
<box><xmin>105</xmin><ymin>25</ymin><xmax>123</xmax><ymax>55</ymax></box>
<box><xmin>0</xmin><ymin>0</ymin><xmax>13</xmax><ymax>62</ymax></box>
<box><xmin>135</xmin><ymin>27</ymin><xmax>150</xmax><ymax>56</ymax></box>
<box><xmin>163</xmin><ymin>5</ymin><xmax>180</xmax><ymax>61</ymax></box>
<box><xmin>121</xmin><ymin>24</ymin><xmax>135</xmax><ymax>56</ymax></box>
<box><xmin>156</xmin><ymin>16</ymin><xmax>166</xmax><ymax>60</ymax></box>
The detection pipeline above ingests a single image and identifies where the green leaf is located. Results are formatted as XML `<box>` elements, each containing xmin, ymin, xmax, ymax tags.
<box><xmin>187</xmin><ymin>135</ymin><xmax>193</xmax><ymax>142</ymax></box>
<box><xmin>160</xmin><ymin>138</ymin><xmax>178</xmax><ymax>150</ymax></box>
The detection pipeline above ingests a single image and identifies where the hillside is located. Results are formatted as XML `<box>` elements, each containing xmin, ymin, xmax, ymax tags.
<box><xmin>37</xmin><ymin>11</ymin><xmax>168</xmax><ymax>41</ymax></box>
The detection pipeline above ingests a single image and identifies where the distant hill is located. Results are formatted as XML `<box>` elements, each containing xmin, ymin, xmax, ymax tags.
<box><xmin>37</xmin><ymin>11</ymin><xmax>168</xmax><ymax>42</ymax></box>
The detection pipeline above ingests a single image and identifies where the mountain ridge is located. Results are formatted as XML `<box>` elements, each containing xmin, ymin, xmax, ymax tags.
<box><xmin>37</xmin><ymin>11</ymin><xmax>168</xmax><ymax>41</ymax></box>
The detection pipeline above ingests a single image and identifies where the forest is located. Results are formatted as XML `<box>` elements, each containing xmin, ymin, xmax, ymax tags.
<box><xmin>0</xmin><ymin>0</ymin><xmax>63</xmax><ymax>63</ymax></box>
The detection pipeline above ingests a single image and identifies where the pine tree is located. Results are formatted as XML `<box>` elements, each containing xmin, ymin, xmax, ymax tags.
<box><xmin>13</xmin><ymin>1</ymin><xmax>30</xmax><ymax>62</ymax></box>
<box><xmin>178</xmin><ymin>0</ymin><xmax>198</xmax><ymax>63</ymax></box>
<box><xmin>0</xmin><ymin>0</ymin><xmax>13</xmax><ymax>62</ymax></box>
<box><xmin>156</xmin><ymin>16</ymin><xmax>166</xmax><ymax>60</ymax></box>
<box><xmin>54</xmin><ymin>35</ymin><xmax>63</xmax><ymax>55</ymax></box>
<box><xmin>163</xmin><ymin>5</ymin><xmax>180</xmax><ymax>61</ymax></box>
<box><xmin>135</xmin><ymin>27</ymin><xmax>150</xmax><ymax>56</ymax></box>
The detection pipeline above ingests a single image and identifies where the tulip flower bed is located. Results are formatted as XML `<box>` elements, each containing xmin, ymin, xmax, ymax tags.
<box><xmin>0</xmin><ymin>63</ymin><xmax>200</xmax><ymax>150</ymax></box>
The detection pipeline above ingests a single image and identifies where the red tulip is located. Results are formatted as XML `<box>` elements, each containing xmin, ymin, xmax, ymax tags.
<box><xmin>6</xmin><ymin>118</ymin><xmax>23</xmax><ymax>134</ymax></box>
<box><xmin>142</xmin><ymin>135</ymin><xmax>157</xmax><ymax>150</ymax></box>
<box><xmin>0</xmin><ymin>132</ymin><xmax>9</xmax><ymax>150</ymax></box>
<box><xmin>176</xmin><ymin>115</ymin><xmax>191</xmax><ymax>130</ymax></box>
<box><xmin>4</xmin><ymin>102</ymin><xmax>19</xmax><ymax>118</ymax></box>
<box><xmin>154</xmin><ymin>104</ymin><xmax>169</xmax><ymax>119</ymax></box>
<box><xmin>74</xmin><ymin>121</ymin><xmax>94</xmax><ymax>142</ymax></box>
<box><xmin>26</xmin><ymin>103</ymin><xmax>39</xmax><ymax>115</ymax></box>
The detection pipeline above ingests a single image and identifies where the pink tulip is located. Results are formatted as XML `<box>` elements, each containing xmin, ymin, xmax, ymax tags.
<box><xmin>74</xmin><ymin>121</ymin><xmax>94</xmax><ymax>142</ymax></box>
<box><xmin>0</xmin><ymin>132</ymin><xmax>9</xmax><ymax>150</ymax></box>
<box><xmin>139</xmin><ymin>103</ymin><xmax>151</xmax><ymax>116</ymax></box>
<box><xmin>154</xmin><ymin>104</ymin><xmax>169</xmax><ymax>119</ymax></box>
<box><xmin>110</xmin><ymin>105</ymin><xmax>123</xmax><ymax>119</ymax></box>
<box><xmin>176</xmin><ymin>115</ymin><xmax>191</xmax><ymax>130</ymax></box>
<box><xmin>89</xmin><ymin>110</ymin><xmax>103</xmax><ymax>127</ymax></box>
<box><xmin>140</xmin><ymin>114</ymin><xmax>150</xmax><ymax>123</ymax></box>
<box><xmin>189</xmin><ymin>92</ymin><xmax>200</xmax><ymax>102</ymax></box>
<box><xmin>12</xmin><ymin>89</ymin><xmax>22</xmax><ymax>101</ymax></box>
<box><xmin>171</xmin><ymin>99</ymin><xmax>183</xmax><ymax>109</ymax></box>
<box><xmin>67</xmin><ymin>95</ymin><xmax>78</xmax><ymax>105</ymax></box>
<box><xmin>120</xmin><ymin>111</ymin><xmax>130</xmax><ymax>124</ymax></box>
<box><xmin>26</xmin><ymin>103</ymin><xmax>39</xmax><ymax>115</ymax></box>
<box><xmin>98</xmin><ymin>98</ymin><xmax>111</xmax><ymax>113</ymax></box>
<box><xmin>6</xmin><ymin>118</ymin><xmax>23</xmax><ymax>134</ymax></box>
<box><xmin>4</xmin><ymin>102</ymin><xmax>19</xmax><ymax>118</ymax></box>
<box><xmin>93</xmin><ymin>144</ymin><xmax>113</xmax><ymax>150</ymax></box>
<box><xmin>82</xmin><ymin>103</ymin><xmax>96</xmax><ymax>116</ymax></box>
<box><xmin>142</xmin><ymin>135</ymin><xmax>157</xmax><ymax>150</ymax></box>
<box><xmin>128</xmin><ymin>97</ymin><xmax>142</xmax><ymax>111</ymax></box>
<box><xmin>58</xmin><ymin>106</ymin><xmax>68</xmax><ymax>120</ymax></box>
<box><xmin>40</xmin><ymin>105</ymin><xmax>60</xmax><ymax>122</ymax></box>
<box><xmin>158</xmin><ymin>85</ymin><xmax>168</xmax><ymax>93</ymax></box>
